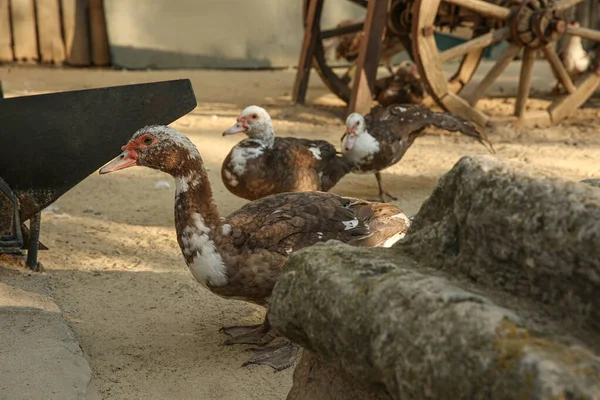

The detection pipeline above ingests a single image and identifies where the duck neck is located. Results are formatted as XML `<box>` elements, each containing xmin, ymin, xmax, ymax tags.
<box><xmin>248</xmin><ymin>124</ymin><xmax>275</xmax><ymax>147</ymax></box>
<box><xmin>173</xmin><ymin>157</ymin><xmax>229</xmax><ymax>288</ymax></box>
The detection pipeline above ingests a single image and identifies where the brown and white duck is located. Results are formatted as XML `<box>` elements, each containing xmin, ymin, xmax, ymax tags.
<box><xmin>374</xmin><ymin>60</ymin><xmax>425</xmax><ymax>107</ymax></box>
<box><xmin>99</xmin><ymin>125</ymin><xmax>410</xmax><ymax>370</ymax></box>
<box><xmin>341</xmin><ymin>104</ymin><xmax>494</xmax><ymax>202</ymax></box>
<box><xmin>221</xmin><ymin>106</ymin><xmax>353</xmax><ymax>200</ymax></box>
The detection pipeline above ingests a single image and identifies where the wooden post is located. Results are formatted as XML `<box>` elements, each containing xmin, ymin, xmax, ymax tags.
<box><xmin>35</xmin><ymin>0</ymin><xmax>66</xmax><ymax>63</ymax></box>
<box><xmin>11</xmin><ymin>0</ymin><xmax>39</xmax><ymax>61</ymax></box>
<box><xmin>292</xmin><ymin>0</ymin><xmax>324</xmax><ymax>105</ymax></box>
<box><xmin>89</xmin><ymin>0</ymin><xmax>111</xmax><ymax>66</ymax></box>
<box><xmin>347</xmin><ymin>0</ymin><xmax>388</xmax><ymax>116</ymax></box>
<box><xmin>62</xmin><ymin>0</ymin><xmax>91</xmax><ymax>66</ymax></box>
<box><xmin>0</xmin><ymin>0</ymin><xmax>13</xmax><ymax>61</ymax></box>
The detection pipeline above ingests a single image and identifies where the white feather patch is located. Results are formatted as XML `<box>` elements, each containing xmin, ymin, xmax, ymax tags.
<box><xmin>342</xmin><ymin>218</ymin><xmax>359</xmax><ymax>230</ymax></box>
<box><xmin>229</xmin><ymin>143</ymin><xmax>264</xmax><ymax>176</ymax></box>
<box><xmin>382</xmin><ymin>231</ymin><xmax>406</xmax><ymax>248</ymax></box>
<box><xmin>221</xmin><ymin>224</ymin><xmax>232</xmax><ymax>236</ymax></box>
<box><xmin>223</xmin><ymin>169</ymin><xmax>239</xmax><ymax>187</ymax></box>
<box><xmin>181</xmin><ymin>213</ymin><xmax>228</xmax><ymax>287</ymax></box>
<box><xmin>309</xmin><ymin>147</ymin><xmax>322</xmax><ymax>160</ymax></box>
<box><xmin>382</xmin><ymin>212</ymin><xmax>411</xmax><ymax>248</ymax></box>
<box><xmin>342</xmin><ymin>131</ymin><xmax>380</xmax><ymax>165</ymax></box>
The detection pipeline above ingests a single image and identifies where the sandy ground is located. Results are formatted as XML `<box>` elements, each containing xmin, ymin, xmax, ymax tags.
<box><xmin>1</xmin><ymin>65</ymin><xmax>599</xmax><ymax>400</ymax></box>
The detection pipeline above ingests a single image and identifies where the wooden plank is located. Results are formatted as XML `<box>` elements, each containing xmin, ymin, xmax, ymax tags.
<box><xmin>440</xmin><ymin>91</ymin><xmax>489</xmax><ymax>127</ymax></box>
<box><xmin>565</xmin><ymin>24</ymin><xmax>600</xmax><ymax>43</ymax></box>
<box><xmin>292</xmin><ymin>0</ymin><xmax>324</xmax><ymax>105</ymax></box>
<box><xmin>542</xmin><ymin>44</ymin><xmax>576</xmax><ymax>94</ymax></box>
<box><xmin>461</xmin><ymin>43</ymin><xmax>520</xmax><ymax>106</ymax></box>
<box><xmin>555</xmin><ymin>0</ymin><xmax>585</xmax><ymax>12</ymax></box>
<box><xmin>451</xmin><ymin>49</ymin><xmax>484</xmax><ymax>94</ymax></box>
<box><xmin>443</xmin><ymin>0</ymin><xmax>511</xmax><ymax>20</ymax></box>
<box><xmin>61</xmin><ymin>0</ymin><xmax>91</xmax><ymax>66</ymax></box>
<box><xmin>10</xmin><ymin>0</ymin><xmax>38</xmax><ymax>61</ymax></box>
<box><xmin>412</xmin><ymin>0</ymin><xmax>448</xmax><ymax>99</ymax></box>
<box><xmin>35</xmin><ymin>0</ymin><xmax>66</xmax><ymax>63</ymax></box>
<box><xmin>0</xmin><ymin>0</ymin><xmax>13</xmax><ymax>61</ymax></box>
<box><xmin>348</xmin><ymin>0</ymin><xmax>388</xmax><ymax>116</ymax></box>
<box><xmin>549</xmin><ymin>73</ymin><xmax>600</xmax><ymax>123</ymax></box>
<box><xmin>89</xmin><ymin>0</ymin><xmax>110</xmax><ymax>65</ymax></box>
<box><xmin>514</xmin><ymin>48</ymin><xmax>536</xmax><ymax>117</ymax></box>
<box><xmin>440</xmin><ymin>27</ymin><xmax>510</xmax><ymax>63</ymax></box>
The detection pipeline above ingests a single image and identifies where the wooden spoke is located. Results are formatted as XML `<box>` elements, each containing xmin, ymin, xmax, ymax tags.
<box><xmin>542</xmin><ymin>44</ymin><xmax>576</xmax><ymax>94</ymax></box>
<box><xmin>348</xmin><ymin>0</ymin><xmax>388</xmax><ymax>116</ymax></box>
<box><xmin>321</xmin><ymin>23</ymin><xmax>364</xmax><ymax>39</ymax></box>
<box><xmin>442</xmin><ymin>0</ymin><xmax>511</xmax><ymax>20</ymax></box>
<box><xmin>565</xmin><ymin>25</ymin><xmax>600</xmax><ymax>43</ymax></box>
<box><xmin>449</xmin><ymin>49</ymin><xmax>485</xmax><ymax>92</ymax></box>
<box><xmin>440</xmin><ymin>27</ymin><xmax>511</xmax><ymax>63</ymax></box>
<box><xmin>554</xmin><ymin>0</ymin><xmax>586</xmax><ymax>12</ymax></box>
<box><xmin>514</xmin><ymin>48</ymin><xmax>536</xmax><ymax>117</ymax></box>
<box><xmin>293</xmin><ymin>0</ymin><xmax>325</xmax><ymax>105</ymax></box>
<box><xmin>550</xmin><ymin>73</ymin><xmax>600</xmax><ymax>123</ymax></box>
<box><xmin>461</xmin><ymin>43</ymin><xmax>520</xmax><ymax>106</ymax></box>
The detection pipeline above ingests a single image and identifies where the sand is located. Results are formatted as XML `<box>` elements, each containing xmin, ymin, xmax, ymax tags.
<box><xmin>0</xmin><ymin>65</ymin><xmax>599</xmax><ymax>400</ymax></box>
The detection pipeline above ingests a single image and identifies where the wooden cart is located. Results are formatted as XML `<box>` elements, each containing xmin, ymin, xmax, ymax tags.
<box><xmin>293</xmin><ymin>0</ymin><xmax>600</xmax><ymax>126</ymax></box>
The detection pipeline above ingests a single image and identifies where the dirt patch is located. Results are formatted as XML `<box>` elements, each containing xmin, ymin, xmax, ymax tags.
<box><xmin>0</xmin><ymin>66</ymin><xmax>599</xmax><ymax>399</ymax></box>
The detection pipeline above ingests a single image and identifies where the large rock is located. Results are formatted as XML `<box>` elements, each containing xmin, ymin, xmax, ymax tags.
<box><xmin>581</xmin><ymin>178</ymin><xmax>600</xmax><ymax>188</ymax></box>
<box><xmin>270</xmin><ymin>243</ymin><xmax>600</xmax><ymax>400</ymax></box>
<box><xmin>288</xmin><ymin>351</ymin><xmax>391</xmax><ymax>400</ymax></box>
<box><xmin>270</xmin><ymin>156</ymin><xmax>600</xmax><ymax>400</ymax></box>
<box><xmin>402</xmin><ymin>156</ymin><xmax>600</xmax><ymax>333</ymax></box>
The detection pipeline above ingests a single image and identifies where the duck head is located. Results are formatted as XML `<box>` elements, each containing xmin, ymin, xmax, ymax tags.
<box><xmin>398</xmin><ymin>60</ymin><xmax>419</xmax><ymax>77</ymax></box>
<box><xmin>99</xmin><ymin>125</ymin><xmax>201</xmax><ymax>177</ymax></box>
<box><xmin>223</xmin><ymin>105</ymin><xmax>275</xmax><ymax>143</ymax></box>
<box><xmin>342</xmin><ymin>113</ymin><xmax>367</xmax><ymax>152</ymax></box>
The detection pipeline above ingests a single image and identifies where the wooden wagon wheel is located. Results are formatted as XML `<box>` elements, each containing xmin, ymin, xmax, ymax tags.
<box><xmin>412</xmin><ymin>0</ymin><xmax>600</xmax><ymax>126</ymax></box>
<box><xmin>299</xmin><ymin>0</ymin><xmax>413</xmax><ymax>104</ymax></box>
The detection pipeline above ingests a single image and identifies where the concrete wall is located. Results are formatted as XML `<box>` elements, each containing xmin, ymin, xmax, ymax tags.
<box><xmin>104</xmin><ymin>0</ymin><xmax>365</xmax><ymax>69</ymax></box>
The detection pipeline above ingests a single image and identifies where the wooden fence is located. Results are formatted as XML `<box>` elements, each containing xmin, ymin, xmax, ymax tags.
<box><xmin>0</xmin><ymin>0</ymin><xmax>110</xmax><ymax>66</ymax></box>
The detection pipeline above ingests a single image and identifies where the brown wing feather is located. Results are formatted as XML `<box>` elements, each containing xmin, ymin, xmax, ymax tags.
<box><xmin>215</xmin><ymin>192</ymin><xmax>410</xmax><ymax>303</ymax></box>
<box><xmin>367</xmin><ymin>104</ymin><xmax>495</xmax><ymax>154</ymax></box>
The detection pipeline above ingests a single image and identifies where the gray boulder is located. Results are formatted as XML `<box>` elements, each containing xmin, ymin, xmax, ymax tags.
<box><xmin>402</xmin><ymin>155</ymin><xmax>600</xmax><ymax>332</ymax></box>
<box><xmin>269</xmin><ymin>155</ymin><xmax>600</xmax><ymax>400</ymax></box>
<box><xmin>581</xmin><ymin>178</ymin><xmax>600</xmax><ymax>188</ymax></box>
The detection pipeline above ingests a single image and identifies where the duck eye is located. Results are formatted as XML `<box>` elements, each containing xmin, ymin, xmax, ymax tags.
<box><xmin>143</xmin><ymin>136</ymin><xmax>153</xmax><ymax>145</ymax></box>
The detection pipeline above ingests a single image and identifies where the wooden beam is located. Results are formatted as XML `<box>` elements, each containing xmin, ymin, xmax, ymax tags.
<box><xmin>35</xmin><ymin>0</ymin><xmax>66</xmax><ymax>64</ymax></box>
<box><xmin>542</xmin><ymin>44</ymin><xmax>576</xmax><ymax>94</ymax></box>
<box><xmin>441</xmin><ymin>91</ymin><xmax>489</xmax><ymax>127</ymax></box>
<box><xmin>89</xmin><ymin>0</ymin><xmax>111</xmax><ymax>66</ymax></box>
<box><xmin>514</xmin><ymin>48</ymin><xmax>535</xmax><ymax>117</ymax></box>
<box><xmin>555</xmin><ymin>0</ymin><xmax>586</xmax><ymax>12</ymax></box>
<box><xmin>440</xmin><ymin>27</ymin><xmax>510</xmax><ymax>63</ymax></box>
<box><xmin>61</xmin><ymin>0</ymin><xmax>91</xmax><ymax>66</ymax></box>
<box><xmin>0</xmin><ymin>0</ymin><xmax>13</xmax><ymax>62</ymax></box>
<box><xmin>292</xmin><ymin>0</ymin><xmax>324</xmax><ymax>105</ymax></box>
<box><xmin>549</xmin><ymin>73</ymin><xmax>600</xmax><ymax>123</ymax></box>
<box><xmin>348</xmin><ymin>0</ymin><xmax>388</xmax><ymax>116</ymax></box>
<box><xmin>11</xmin><ymin>0</ymin><xmax>38</xmax><ymax>61</ymax></box>
<box><xmin>442</xmin><ymin>0</ymin><xmax>511</xmax><ymax>20</ymax></box>
<box><xmin>412</xmin><ymin>0</ymin><xmax>448</xmax><ymax>99</ymax></box>
<box><xmin>461</xmin><ymin>43</ymin><xmax>520</xmax><ymax>106</ymax></box>
<box><xmin>565</xmin><ymin>25</ymin><xmax>600</xmax><ymax>43</ymax></box>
